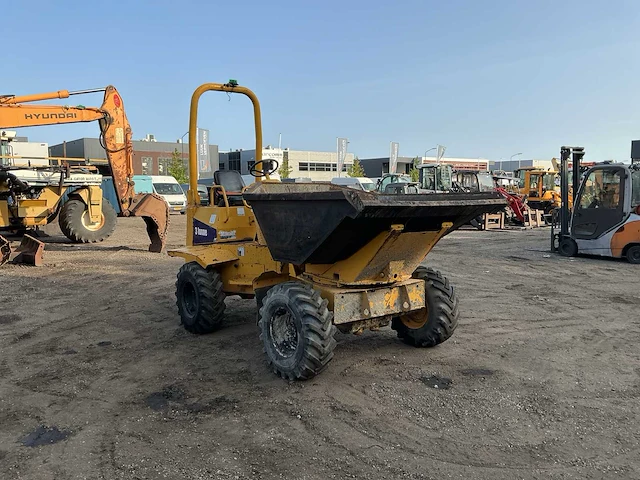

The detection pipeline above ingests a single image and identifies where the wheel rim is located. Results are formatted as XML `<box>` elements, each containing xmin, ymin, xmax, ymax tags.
<box><xmin>630</xmin><ymin>248</ymin><xmax>640</xmax><ymax>262</ymax></box>
<box><xmin>269</xmin><ymin>306</ymin><xmax>298</xmax><ymax>358</ymax></box>
<box><xmin>400</xmin><ymin>306</ymin><xmax>428</xmax><ymax>329</ymax></box>
<box><xmin>81</xmin><ymin>210</ymin><xmax>106</xmax><ymax>231</ymax></box>
<box><xmin>182</xmin><ymin>282</ymin><xmax>198</xmax><ymax>317</ymax></box>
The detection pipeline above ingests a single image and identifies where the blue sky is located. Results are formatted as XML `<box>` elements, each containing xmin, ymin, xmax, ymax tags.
<box><xmin>6</xmin><ymin>0</ymin><xmax>640</xmax><ymax>162</ymax></box>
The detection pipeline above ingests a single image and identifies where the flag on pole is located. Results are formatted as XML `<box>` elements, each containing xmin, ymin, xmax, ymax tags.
<box><xmin>436</xmin><ymin>144</ymin><xmax>446</xmax><ymax>164</ymax></box>
<box><xmin>197</xmin><ymin>127</ymin><xmax>211</xmax><ymax>175</ymax></box>
<box><xmin>337</xmin><ymin>137</ymin><xmax>348</xmax><ymax>176</ymax></box>
<box><xmin>389</xmin><ymin>142</ymin><xmax>399</xmax><ymax>174</ymax></box>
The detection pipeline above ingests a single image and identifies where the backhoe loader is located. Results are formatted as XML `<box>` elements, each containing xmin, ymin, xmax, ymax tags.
<box><xmin>515</xmin><ymin>166</ymin><xmax>564</xmax><ymax>214</ymax></box>
<box><xmin>0</xmin><ymin>86</ymin><xmax>169</xmax><ymax>265</ymax></box>
<box><xmin>168</xmin><ymin>81</ymin><xmax>506</xmax><ymax>381</ymax></box>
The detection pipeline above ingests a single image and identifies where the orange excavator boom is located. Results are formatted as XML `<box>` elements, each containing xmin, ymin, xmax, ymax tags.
<box><xmin>0</xmin><ymin>86</ymin><xmax>169</xmax><ymax>252</ymax></box>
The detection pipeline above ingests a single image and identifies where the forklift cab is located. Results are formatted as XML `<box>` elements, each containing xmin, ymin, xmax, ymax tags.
<box><xmin>572</xmin><ymin>166</ymin><xmax>626</xmax><ymax>239</ymax></box>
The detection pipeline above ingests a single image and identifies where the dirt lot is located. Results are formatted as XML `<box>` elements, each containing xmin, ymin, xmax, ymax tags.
<box><xmin>1</xmin><ymin>214</ymin><xmax>639</xmax><ymax>480</ymax></box>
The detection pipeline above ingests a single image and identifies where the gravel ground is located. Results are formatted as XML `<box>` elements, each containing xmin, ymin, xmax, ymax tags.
<box><xmin>1</xmin><ymin>214</ymin><xmax>639</xmax><ymax>480</ymax></box>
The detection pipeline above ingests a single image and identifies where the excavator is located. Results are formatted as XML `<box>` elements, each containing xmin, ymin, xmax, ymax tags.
<box><xmin>0</xmin><ymin>86</ymin><xmax>169</xmax><ymax>265</ymax></box>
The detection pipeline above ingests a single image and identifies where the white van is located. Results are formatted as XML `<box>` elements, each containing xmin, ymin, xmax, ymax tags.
<box><xmin>331</xmin><ymin>177</ymin><xmax>377</xmax><ymax>192</ymax></box>
<box><xmin>149</xmin><ymin>175</ymin><xmax>187</xmax><ymax>214</ymax></box>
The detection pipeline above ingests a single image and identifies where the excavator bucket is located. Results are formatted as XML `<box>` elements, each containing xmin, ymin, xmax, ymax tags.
<box><xmin>0</xmin><ymin>235</ymin><xmax>11</xmax><ymax>266</ymax></box>
<box><xmin>12</xmin><ymin>234</ymin><xmax>45</xmax><ymax>266</ymax></box>
<box><xmin>129</xmin><ymin>193</ymin><xmax>170</xmax><ymax>253</ymax></box>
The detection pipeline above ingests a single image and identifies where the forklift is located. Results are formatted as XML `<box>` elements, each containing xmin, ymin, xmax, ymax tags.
<box><xmin>551</xmin><ymin>146</ymin><xmax>640</xmax><ymax>263</ymax></box>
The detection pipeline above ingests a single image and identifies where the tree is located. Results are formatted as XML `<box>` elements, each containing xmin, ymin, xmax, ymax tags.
<box><xmin>168</xmin><ymin>148</ymin><xmax>188</xmax><ymax>184</ymax></box>
<box><xmin>409</xmin><ymin>156</ymin><xmax>420</xmax><ymax>182</ymax></box>
<box><xmin>347</xmin><ymin>156</ymin><xmax>365</xmax><ymax>177</ymax></box>
<box><xmin>278</xmin><ymin>151</ymin><xmax>293</xmax><ymax>178</ymax></box>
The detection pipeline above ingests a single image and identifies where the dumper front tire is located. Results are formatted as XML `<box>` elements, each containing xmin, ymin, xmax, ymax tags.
<box><xmin>259</xmin><ymin>282</ymin><xmax>337</xmax><ymax>381</ymax></box>
<box><xmin>176</xmin><ymin>263</ymin><xmax>226</xmax><ymax>334</ymax></box>
<box><xmin>392</xmin><ymin>267</ymin><xmax>459</xmax><ymax>347</ymax></box>
<box><xmin>59</xmin><ymin>199</ymin><xmax>117</xmax><ymax>243</ymax></box>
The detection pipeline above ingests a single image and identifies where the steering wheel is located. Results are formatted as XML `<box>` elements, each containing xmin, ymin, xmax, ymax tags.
<box><xmin>250</xmin><ymin>159</ymin><xmax>280</xmax><ymax>177</ymax></box>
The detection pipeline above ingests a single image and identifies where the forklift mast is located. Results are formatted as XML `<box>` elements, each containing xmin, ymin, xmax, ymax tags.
<box><xmin>559</xmin><ymin>146</ymin><xmax>585</xmax><ymax>237</ymax></box>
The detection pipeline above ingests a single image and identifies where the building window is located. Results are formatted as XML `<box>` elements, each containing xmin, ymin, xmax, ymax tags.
<box><xmin>229</xmin><ymin>159</ymin><xmax>241</xmax><ymax>171</ymax></box>
<box><xmin>157</xmin><ymin>157</ymin><xmax>171</xmax><ymax>174</ymax></box>
<box><xmin>141</xmin><ymin>156</ymin><xmax>153</xmax><ymax>174</ymax></box>
<box><xmin>297</xmin><ymin>162</ymin><xmax>345</xmax><ymax>172</ymax></box>
<box><xmin>227</xmin><ymin>151</ymin><xmax>241</xmax><ymax>172</ymax></box>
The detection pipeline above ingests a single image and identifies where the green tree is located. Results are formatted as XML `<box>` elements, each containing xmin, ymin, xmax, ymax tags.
<box><xmin>278</xmin><ymin>151</ymin><xmax>293</xmax><ymax>178</ymax></box>
<box><xmin>347</xmin><ymin>156</ymin><xmax>365</xmax><ymax>177</ymax></box>
<box><xmin>168</xmin><ymin>148</ymin><xmax>188</xmax><ymax>184</ymax></box>
<box><xmin>409</xmin><ymin>156</ymin><xmax>420</xmax><ymax>182</ymax></box>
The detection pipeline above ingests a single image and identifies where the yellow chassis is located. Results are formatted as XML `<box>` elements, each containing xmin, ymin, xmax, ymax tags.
<box><xmin>0</xmin><ymin>184</ymin><xmax>102</xmax><ymax>230</ymax></box>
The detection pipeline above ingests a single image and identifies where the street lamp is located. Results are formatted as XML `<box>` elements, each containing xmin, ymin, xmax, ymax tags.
<box><xmin>180</xmin><ymin>131</ymin><xmax>189</xmax><ymax>162</ymax></box>
<box><xmin>510</xmin><ymin>152</ymin><xmax>523</xmax><ymax>169</ymax></box>
<box><xmin>424</xmin><ymin>147</ymin><xmax>436</xmax><ymax>159</ymax></box>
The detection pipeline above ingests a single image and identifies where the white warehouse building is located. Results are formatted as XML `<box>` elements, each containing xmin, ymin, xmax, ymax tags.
<box><xmin>0</xmin><ymin>132</ymin><xmax>49</xmax><ymax>167</ymax></box>
<box><xmin>219</xmin><ymin>146</ymin><xmax>355</xmax><ymax>181</ymax></box>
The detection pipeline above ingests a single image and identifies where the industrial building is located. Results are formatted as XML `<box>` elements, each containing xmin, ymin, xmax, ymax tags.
<box><xmin>631</xmin><ymin>140</ymin><xmax>640</xmax><ymax>163</ymax></box>
<box><xmin>219</xmin><ymin>146</ymin><xmax>355</xmax><ymax>181</ymax></box>
<box><xmin>49</xmin><ymin>137</ymin><xmax>219</xmax><ymax>177</ymax></box>
<box><xmin>490</xmin><ymin>159</ymin><xmax>554</xmax><ymax>172</ymax></box>
<box><xmin>0</xmin><ymin>132</ymin><xmax>49</xmax><ymax>167</ymax></box>
<box><xmin>360</xmin><ymin>156</ymin><xmax>492</xmax><ymax>178</ymax></box>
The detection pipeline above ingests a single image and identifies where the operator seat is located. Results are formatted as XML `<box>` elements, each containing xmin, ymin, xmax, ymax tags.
<box><xmin>213</xmin><ymin>170</ymin><xmax>245</xmax><ymax>206</ymax></box>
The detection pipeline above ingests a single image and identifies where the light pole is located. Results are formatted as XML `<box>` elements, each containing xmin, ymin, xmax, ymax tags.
<box><xmin>180</xmin><ymin>131</ymin><xmax>189</xmax><ymax>162</ymax></box>
<box><xmin>424</xmin><ymin>147</ymin><xmax>436</xmax><ymax>160</ymax></box>
<box><xmin>510</xmin><ymin>152</ymin><xmax>523</xmax><ymax>169</ymax></box>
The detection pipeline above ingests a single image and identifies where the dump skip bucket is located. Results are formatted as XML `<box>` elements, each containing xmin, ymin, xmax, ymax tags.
<box><xmin>243</xmin><ymin>182</ymin><xmax>506</xmax><ymax>265</ymax></box>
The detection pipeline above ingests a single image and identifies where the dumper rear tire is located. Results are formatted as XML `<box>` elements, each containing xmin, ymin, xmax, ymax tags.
<box><xmin>176</xmin><ymin>263</ymin><xmax>226</xmax><ymax>334</ymax></box>
<box><xmin>59</xmin><ymin>199</ymin><xmax>117</xmax><ymax>243</ymax></box>
<box><xmin>259</xmin><ymin>282</ymin><xmax>337</xmax><ymax>381</ymax></box>
<box><xmin>392</xmin><ymin>267</ymin><xmax>459</xmax><ymax>347</ymax></box>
